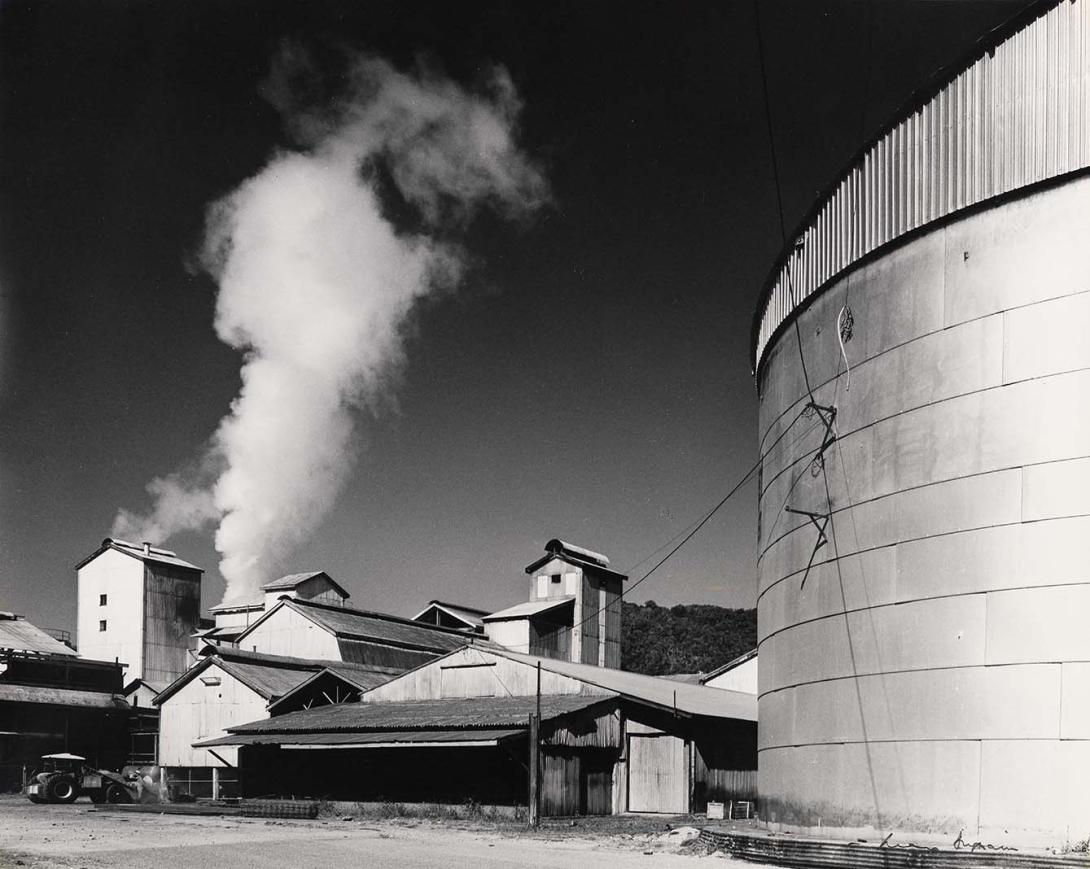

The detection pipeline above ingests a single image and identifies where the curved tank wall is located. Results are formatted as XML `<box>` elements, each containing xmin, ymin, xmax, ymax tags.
<box><xmin>755</xmin><ymin>173</ymin><xmax>1090</xmax><ymax>848</ymax></box>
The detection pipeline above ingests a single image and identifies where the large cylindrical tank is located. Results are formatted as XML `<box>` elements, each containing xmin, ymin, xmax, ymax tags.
<box><xmin>754</xmin><ymin>0</ymin><xmax>1090</xmax><ymax>849</ymax></box>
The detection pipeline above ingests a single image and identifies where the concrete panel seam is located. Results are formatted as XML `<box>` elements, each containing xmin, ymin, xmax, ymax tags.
<box><xmin>758</xmin><ymin>506</ymin><xmax>1090</xmax><ymax>590</ymax></box>
<box><xmin>756</xmin><ymin>581</ymin><xmax>1090</xmax><ymax>645</ymax></box>
<box><xmin>759</xmin><ymin>365</ymin><xmax>1090</xmax><ymax>503</ymax></box>
<box><xmin>755</xmin><ymin>659</ymin><xmax>1090</xmax><ymax>700</ymax></box>
<box><xmin>757</xmin><ymin>736</ymin><xmax>1090</xmax><ymax>752</ymax></box>
<box><xmin>757</xmin><ymin>467</ymin><xmax>1090</xmax><ymax>570</ymax></box>
<box><xmin>757</xmin><ymin>288</ymin><xmax>1090</xmax><ymax>444</ymax></box>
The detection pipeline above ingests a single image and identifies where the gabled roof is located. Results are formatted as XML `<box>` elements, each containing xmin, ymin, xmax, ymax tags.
<box><xmin>0</xmin><ymin>614</ymin><xmax>77</xmax><ymax>657</ymax></box>
<box><xmin>74</xmin><ymin>538</ymin><xmax>201</xmax><ymax>572</ymax></box>
<box><xmin>481</xmin><ymin>597</ymin><xmax>574</xmax><ymax>623</ymax></box>
<box><xmin>267</xmin><ymin>664</ymin><xmax>411</xmax><ymax>715</ymax></box>
<box><xmin>151</xmin><ymin>645</ymin><xmax>409</xmax><ymax>706</ymax></box>
<box><xmin>234</xmin><ymin>598</ymin><xmax>487</xmax><ymax>654</ymax></box>
<box><xmin>411</xmin><ymin>600</ymin><xmax>489</xmax><ymax>629</ymax></box>
<box><xmin>700</xmin><ymin>648</ymin><xmax>758</xmax><ymax>685</ymax></box>
<box><xmin>524</xmin><ymin>539</ymin><xmax>627</xmax><ymax>582</ymax></box>
<box><xmin>154</xmin><ymin>646</ymin><xmax>387</xmax><ymax>706</ymax></box>
<box><xmin>261</xmin><ymin>570</ymin><xmax>350</xmax><ymax>600</ymax></box>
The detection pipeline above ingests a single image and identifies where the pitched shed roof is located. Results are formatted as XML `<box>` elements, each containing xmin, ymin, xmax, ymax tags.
<box><xmin>482</xmin><ymin>597</ymin><xmax>574</xmax><ymax>622</ymax></box>
<box><xmin>74</xmin><ymin>538</ymin><xmax>201</xmax><ymax>572</ymax></box>
<box><xmin>0</xmin><ymin>614</ymin><xmax>77</xmax><ymax>656</ymax></box>
<box><xmin>524</xmin><ymin>539</ymin><xmax>627</xmax><ymax>581</ymax></box>
<box><xmin>213</xmin><ymin>693</ymin><xmax>611</xmax><ymax>736</ymax></box>
<box><xmin>700</xmin><ymin>648</ymin><xmax>758</xmax><ymax>684</ymax></box>
<box><xmin>236</xmin><ymin>598</ymin><xmax>486</xmax><ymax>654</ymax></box>
<box><xmin>486</xmin><ymin>647</ymin><xmax>757</xmax><ymax>721</ymax></box>
<box><xmin>261</xmin><ymin>570</ymin><xmax>350</xmax><ymax>599</ymax></box>
<box><xmin>267</xmin><ymin>663</ymin><xmax>401</xmax><ymax>714</ymax></box>
<box><xmin>0</xmin><ymin>684</ymin><xmax>127</xmax><ymax>709</ymax></box>
<box><xmin>411</xmin><ymin>600</ymin><xmax>489</xmax><ymax>629</ymax></box>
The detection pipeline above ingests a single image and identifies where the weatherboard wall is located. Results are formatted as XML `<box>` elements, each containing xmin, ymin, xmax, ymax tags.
<box><xmin>239</xmin><ymin>604</ymin><xmax>341</xmax><ymax>659</ymax></box>
<box><xmin>157</xmin><ymin>661</ymin><xmax>265</xmax><ymax>768</ymax></box>
<box><xmin>755</xmin><ymin>172</ymin><xmax>1090</xmax><ymax>848</ymax></box>
<box><xmin>142</xmin><ymin>562</ymin><xmax>201</xmax><ymax>685</ymax></box>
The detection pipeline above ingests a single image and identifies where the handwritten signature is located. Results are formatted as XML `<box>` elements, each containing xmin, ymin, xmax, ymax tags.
<box><xmin>952</xmin><ymin>830</ymin><xmax>1018</xmax><ymax>853</ymax></box>
<box><xmin>876</xmin><ymin>831</ymin><xmax>1018</xmax><ymax>853</ymax></box>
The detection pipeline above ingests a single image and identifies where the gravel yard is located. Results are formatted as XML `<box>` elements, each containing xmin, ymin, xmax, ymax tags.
<box><xmin>0</xmin><ymin>796</ymin><xmax>751</xmax><ymax>869</ymax></box>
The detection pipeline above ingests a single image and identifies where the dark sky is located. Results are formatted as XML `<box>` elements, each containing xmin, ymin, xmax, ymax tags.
<box><xmin>0</xmin><ymin>0</ymin><xmax>1024</xmax><ymax>634</ymax></box>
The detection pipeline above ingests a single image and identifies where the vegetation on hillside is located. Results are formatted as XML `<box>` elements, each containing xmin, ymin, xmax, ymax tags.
<box><xmin>621</xmin><ymin>601</ymin><xmax>756</xmax><ymax>676</ymax></box>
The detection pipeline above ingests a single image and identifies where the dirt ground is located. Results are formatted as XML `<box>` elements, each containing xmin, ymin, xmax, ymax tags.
<box><xmin>0</xmin><ymin>796</ymin><xmax>754</xmax><ymax>869</ymax></box>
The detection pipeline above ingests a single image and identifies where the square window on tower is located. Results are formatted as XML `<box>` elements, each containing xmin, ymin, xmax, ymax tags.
<box><xmin>98</xmin><ymin>619</ymin><xmax>107</xmax><ymax>632</ymax></box>
<box><xmin>99</xmin><ymin>593</ymin><xmax>107</xmax><ymax>606</ymax></box>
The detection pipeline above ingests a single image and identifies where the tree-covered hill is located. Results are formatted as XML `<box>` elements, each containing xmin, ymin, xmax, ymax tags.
<box><xmin>621</xmin><ymin>601</ymin><xmax>756</xmax><ymax>676</ymax></box>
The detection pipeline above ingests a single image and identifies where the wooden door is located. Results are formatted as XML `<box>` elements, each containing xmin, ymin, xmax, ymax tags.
<box><xmin>627</xmin><ymin>734</ymin><xmax>688</xmax><ymax>813</ymax></box>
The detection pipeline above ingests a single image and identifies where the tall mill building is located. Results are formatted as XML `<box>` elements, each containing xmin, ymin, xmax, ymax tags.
<box><xmin>76</xmin><ymin>538</ymin><xmax>203</xmax><ymax>686</ymax></box>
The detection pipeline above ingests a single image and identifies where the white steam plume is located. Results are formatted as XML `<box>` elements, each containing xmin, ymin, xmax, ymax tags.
<box><xmin>113</xmin><ymin>50</ymin><xmax>547</xmax><ymax>602</ymax></box>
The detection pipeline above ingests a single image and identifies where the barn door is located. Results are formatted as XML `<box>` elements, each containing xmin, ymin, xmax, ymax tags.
<box><xmin>627</xmin><ymin>734</ymin><xmax>688</xmax><ymax>813</ymax></box>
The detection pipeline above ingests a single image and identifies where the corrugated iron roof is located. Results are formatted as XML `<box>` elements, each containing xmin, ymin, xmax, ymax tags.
<box><xmin>237</xmin><ymin>598</ymin><xmax>484</xmax><ymax>653</ymax></box>
<box><xmin>700</xmin><ymin>648</ymin><xmax>758</xmax><ymax>684</ymax></box>
<box><xmin>0</xmin><ymin>684</ymin><xmax>127</xmax><ymax>709</ymax></box>
<box><xmin>0</xmin><ymin>616</ymin><xmax>77</xmax><ymax>656</ymax></box>
<box><xmin>196</xmin><ymin>728</ymin><xmax>523</xmax><ymax>748</ymax></box>
<box><xmin>482</xmin><ymin>597</ymin><xmax>574</xmax><ymax>622</ymax></box>
<box><xmin>486</xmin><ymin>648</ymin><xmax>757</xmax><ymax>721</ymax></box>
<box><xmin>208</xmin><ymin>599</ymin><xmax>263</xmax><ymax>614</ymax></box>
<box><xmin>523</xmin><ymin>539</ymin><xmax>627</xmax><ymax>580</ymax></box>
<box><xmin>216</xmin><ymin>659</ymin><xmax>317</xmax><ymax>701</ymax></box>
<box><xmin>223</xmin><ymin>693</ymin><xmax>612</xmax><ymax>735</ymax></box>
<box><xmin>74</xmin><ymin>538</ymin><xmax>202</xmax><ymax>572</ymax></box>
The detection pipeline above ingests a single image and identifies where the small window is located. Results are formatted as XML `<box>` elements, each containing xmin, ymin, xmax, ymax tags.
<box><xmin>99</xmin><ymin>594</ymin><xmax>107</xmax><ymax>606</ymax></box>
<box><xmin>550</xmin><ymin>574</ymin><xmax>562</xmax><ymax>584</ymax></box>
<box><xmin>98</xmin><ymin>620</ymin><xmax>107</xmax><ymax>632</ymax></box>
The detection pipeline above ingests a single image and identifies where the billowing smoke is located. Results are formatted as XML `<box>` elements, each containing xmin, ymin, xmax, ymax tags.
<box><xmin>114</xmin><ymin>49</ymin><xmax>547</xmax><ymax>602</ymax></box>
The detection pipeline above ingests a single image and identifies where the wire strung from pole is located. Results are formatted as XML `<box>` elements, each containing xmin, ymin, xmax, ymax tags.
<box><xmin>502</xmin><ymin>400</ymin><xmax>829</xmax><ymax>653</ymax></box>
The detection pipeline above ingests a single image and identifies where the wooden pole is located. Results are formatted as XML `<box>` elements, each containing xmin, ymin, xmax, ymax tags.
<box><xmin>528</xmin><ymin>712</ymin><xmax>540</xmax><ymax>828</ymax></box>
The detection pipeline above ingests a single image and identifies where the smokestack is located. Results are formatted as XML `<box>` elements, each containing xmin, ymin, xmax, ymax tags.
<box><xmin>142</xmin><ymin>542</ymin><xmax>151</xmax><ymax>556</ymax></box>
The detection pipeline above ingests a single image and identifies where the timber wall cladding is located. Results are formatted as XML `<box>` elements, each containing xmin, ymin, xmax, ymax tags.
<box><xmin>143</xmin><ymin>564</ymin><xmax>201</xmax><ymax>685</ymax></box>
<box><xmin>627</xmin><ymin>733</ymin><xmax>688</xmax><ymax>813</ymax></box>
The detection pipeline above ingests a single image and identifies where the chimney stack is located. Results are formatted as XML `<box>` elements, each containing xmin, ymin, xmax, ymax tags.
<box><xmin>143</xmin><ymin>541</ymin><xmax>151</xmax><ymax>556</ymax></box>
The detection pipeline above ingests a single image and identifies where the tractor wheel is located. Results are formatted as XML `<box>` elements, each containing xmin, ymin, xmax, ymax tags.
<box><xmin>27</xmin><ymin>795</ymin><xmax>46</xmax><ymax>804</ymax></box>
<box><xmin>104</xmin><ymin>783</ymin><xmax>132</xmax><ymax>804</ymax></box>
<box><xmin>47</xmin><ymin>777</ymin><xmax>79</xmax><ymax>804</ymax></box>
<box><xmin>89</xmin><ymin>791</ymin><xmax>105</xmax><ymax>804</ymax></box>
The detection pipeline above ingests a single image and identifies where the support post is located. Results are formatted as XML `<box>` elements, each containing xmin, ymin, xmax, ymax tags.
<box><xmin>528</xmin><ymin>713</ymin><xmax>540</xmax><ymax>828</ymax></box>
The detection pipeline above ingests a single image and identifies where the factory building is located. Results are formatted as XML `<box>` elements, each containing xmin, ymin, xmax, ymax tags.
<box><xmin>0</xmin><ymin>613</ymin><xmax>130</xmax><ymax>789</ymax></box>
<box><xmin>197</xmin><ymin>645</ymin><xmax>757</xmax><ymax>815</ymax></box>
<box><xmin>75</xmin><ymin>539</ymin><xmax>202</xmax><ymax>685</ymax></box>
<box><xmin>753</xmin><ymin>0</ymin><xmax>1090</xmax><ymax>849</ymax></box>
